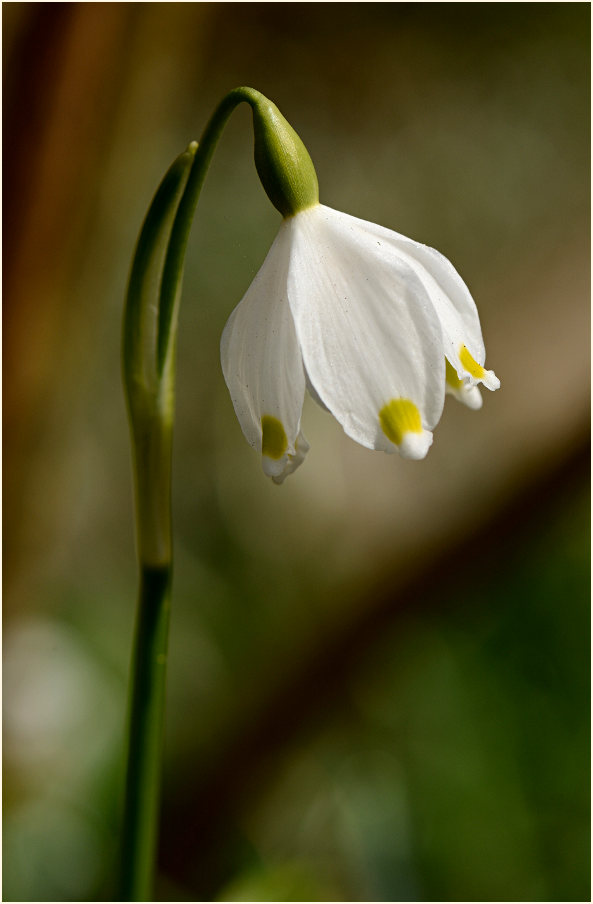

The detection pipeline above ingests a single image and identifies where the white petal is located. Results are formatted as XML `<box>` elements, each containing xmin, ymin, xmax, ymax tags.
<box><xmin>267</xmin><ymin>430</ymin><xmax>310</xmax><ymax>485</ymax></box>
<box><xmin>445</xmin><ymin>359</ymin><xmax>483</xmax><ymax>409</ymax></box>
<box><xmin>446</xmin><ymin>381</ymin><xmax>483</xmax><ymax>410</ymax></box>
<box><xmin>335</xmin><ymin>208</ymin><xmax>499</xmax><ymax>389</ymax></box>
<box><xmin>304</xmin><ymin>367</ymin><xmax>330</xmax><ymax>412</ymax></box>
<box><xmin>399</xmin><ymin>430</ymin><xmax>433</xmax><ymax>460</ymax></box>
<box><xmin>285</xmin><ymin>205</ymin><xmax>445</xmax><ymax>456</ymax></box>
<box><xmin>220</xmin><ymin>223</ymin><xmax>307</xmax><ymax>479</ymax></box>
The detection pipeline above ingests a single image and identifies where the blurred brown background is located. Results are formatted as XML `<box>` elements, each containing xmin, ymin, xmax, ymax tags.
<box><xmin>3</xmin><ymin>3</ymin><xmax>590</xmax><ymax>901</ymax></box>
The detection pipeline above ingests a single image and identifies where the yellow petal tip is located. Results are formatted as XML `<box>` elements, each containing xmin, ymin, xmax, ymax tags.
<box><xmin>261</xmin><ymin>415</ymin><xmax>288</xmax><ymax>460</ymax></box>
<box><xmin>459</xmin><ymin>344</ymin><xmax>487</xmax><ymax>380</ymax></box>
<box><xmin>379</xmin><ymin>398</ymin><xmax>422</xmax><ymax>446</ymax></box>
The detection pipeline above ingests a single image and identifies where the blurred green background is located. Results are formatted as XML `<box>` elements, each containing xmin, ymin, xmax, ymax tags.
<box><xmin>3</xmin><ymin>3</ymin><xmax>590</xmax><ymax>901</ymax></box>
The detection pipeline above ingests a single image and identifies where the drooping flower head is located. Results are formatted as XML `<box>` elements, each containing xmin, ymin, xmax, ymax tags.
<box><xmin>221</xmin><ymin>95</ymin><xmax>499</xmax><ymax>483</ymax></box>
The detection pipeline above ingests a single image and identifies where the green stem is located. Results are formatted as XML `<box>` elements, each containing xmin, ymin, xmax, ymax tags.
<box><xmin>156</xmin><ymin>87</ymin><xmax>268</xmax><ymax>372</ymax></box>
<box><xmin>120</xmin><ymin>565</ymin><xmax>171</xmax><ymax>901</ymax></box>
<box><xmin>120</xmin><ymin>87</ymin><xmax>273</xmax><ymax>901</ymax></box>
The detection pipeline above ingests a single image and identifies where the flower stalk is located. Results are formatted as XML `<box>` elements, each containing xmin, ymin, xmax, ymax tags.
<box><xmin>120</xmin><ymin>142</ymin><xmax>194</xmax><ymax>901</ymax></box>
<box><xmin>120</xmin><ymin>87</ymin><xmax>314</xmax><ymax>900</ymax></box>
<box><xmin>119</xmin><ymin>565</ymin><xmax>171</xmax><ymax>901</ymax></box>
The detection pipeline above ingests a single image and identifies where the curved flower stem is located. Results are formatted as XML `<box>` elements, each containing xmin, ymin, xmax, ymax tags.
<box><xmin>120</xmin><ymin>87</ymin><xmax>274</xmax><ymax>901</ymax></box>
<box><xmin>156</xmin><ymin>87</ymin><xmax>268</xmax><ymax>371</ymax></box>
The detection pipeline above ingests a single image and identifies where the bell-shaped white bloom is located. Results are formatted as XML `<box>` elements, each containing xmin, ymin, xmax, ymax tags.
<box><xmin>221</xmin><ymin>204</ymin><xmax>499</xmax><ymax>483</ymax></box>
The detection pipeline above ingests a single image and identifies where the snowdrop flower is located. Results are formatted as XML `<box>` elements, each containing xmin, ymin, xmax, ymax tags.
<box><xmin>221</xmin><ymin>94</ymin><xmax>499</xmax><ymax>483</ymax></box>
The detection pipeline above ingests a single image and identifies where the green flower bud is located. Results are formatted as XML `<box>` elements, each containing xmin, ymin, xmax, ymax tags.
<box><xmin>249</xmin><ymin>94</ymin><xmax>319</xmax><ymax>218</ymax></box>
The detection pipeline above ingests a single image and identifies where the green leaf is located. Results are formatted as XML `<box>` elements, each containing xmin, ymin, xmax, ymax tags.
<box><xmin>123</xmin><ymin>142</ymin><xmax>197</xmax><ymax>405</ymax></box>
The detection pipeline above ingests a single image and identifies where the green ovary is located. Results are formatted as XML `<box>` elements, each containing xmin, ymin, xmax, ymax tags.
<box><xmin>261</xmin><ymin>415</ymin><xmax>288</xmax><ymax>459</ymax></box>
<box><xmin>379</xmin><ymin>399</ymin><xmax>422</xmax><ymax>446</ymax></box>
